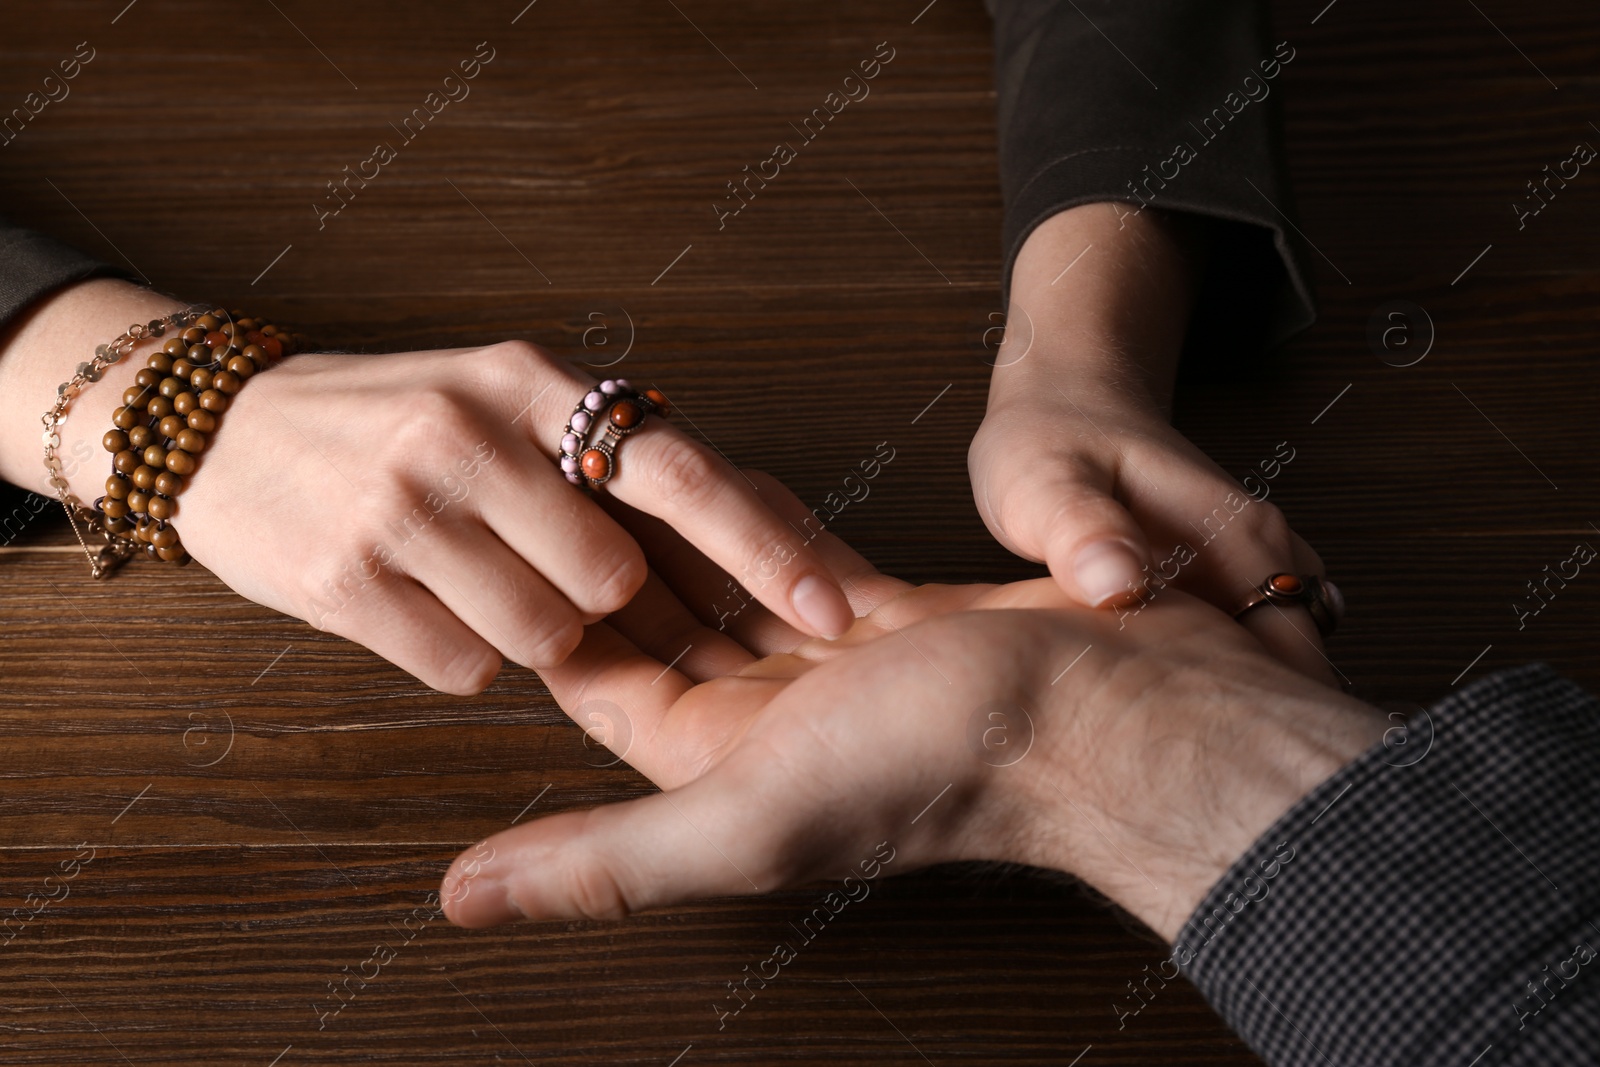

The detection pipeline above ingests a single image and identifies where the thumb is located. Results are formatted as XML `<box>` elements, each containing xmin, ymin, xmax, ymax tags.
<box><xmin>439</xmin><ymin>740</ymin><xmax>841</xmax><ymax>928</ymax></box>
<box><xmin>980</xmin><ymin>449</ymin><xmax>1151</xmax><ymax>607</ymax></box>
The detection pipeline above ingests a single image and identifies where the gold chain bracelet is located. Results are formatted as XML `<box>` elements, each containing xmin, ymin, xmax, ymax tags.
<box><xmin>42</xmin><ymin>305</ymin><xmax>301</xmax><ymax>578</ymax></box>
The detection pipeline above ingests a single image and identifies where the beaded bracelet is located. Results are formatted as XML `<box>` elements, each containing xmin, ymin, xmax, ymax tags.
<box><xmin>556</xmin><ymin>379</ymin><xmax>670</xmax><ymax>489</ymax></box>
<box><xmin>42</xmin><ymin>306</ymin><xmax>301</xmax><ymax>578</ymax></box>
<box><xmin>43</xmin><ymin>306</ymin><xmax>209</xmax><ymax>577</ymax></box>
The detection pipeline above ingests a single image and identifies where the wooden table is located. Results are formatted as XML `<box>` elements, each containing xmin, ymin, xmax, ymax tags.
<box><xmin>2</xmin><ymin>1</ymin><xmax>1595</xmax><ymax>1063</ymax></box>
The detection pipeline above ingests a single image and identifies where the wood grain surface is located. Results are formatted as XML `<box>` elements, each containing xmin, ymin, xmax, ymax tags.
<box><xmin>1</xmin><ymin>0</ymin><xmax>1596</xmax><ymax>1063</ymax></box>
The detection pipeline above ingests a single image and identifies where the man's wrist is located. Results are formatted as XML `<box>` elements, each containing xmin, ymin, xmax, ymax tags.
<box><xmin>1018</xmin><ymin>630</ymin><xmax>1388</xmax><ymax>943</ymax></box>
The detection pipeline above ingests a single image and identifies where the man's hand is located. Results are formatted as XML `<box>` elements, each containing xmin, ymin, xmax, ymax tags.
<box><xmin>439</xmin><ymin>475</ymin><xmax>1386</xmax><ymax>943</ymax></box>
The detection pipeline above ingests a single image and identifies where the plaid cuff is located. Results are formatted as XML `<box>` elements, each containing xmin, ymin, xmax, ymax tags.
<box><xmin>1178</xmin><ymin>663</ymin><xmax>1600</xmax><ymax>1067</ymax></box>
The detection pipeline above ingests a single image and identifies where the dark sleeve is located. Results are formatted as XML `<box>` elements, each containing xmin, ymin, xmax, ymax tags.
<box><xmin>0</xmin><ymin>220</ymin><xmax>135</xmax><ymax>504</ymax></box>
<box><xmin>0</xmin><ymin>217</ymin><xmax>135</xmax><ymax>334</ymax></box>
<box><xmin>1175</xmin><ymin>663</ymin><xmax>1600</xmax><ymax>1067</ymax></box>
<box><xmin>987</xmin><ymin>0</ymin><xmax>1317</xmax><ymax>353</ymax></box>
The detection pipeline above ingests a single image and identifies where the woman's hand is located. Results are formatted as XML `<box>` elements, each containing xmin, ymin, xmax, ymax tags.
<box><xmin>967</xmin><ymin>204</ymin><xmax>1335</xmax><ymax>681</ymax></box>
<box><xmin>969</xmin><ymin>376</ymin><xmax>1330</xmax><ymax>681</ymax></box>
<box><xmin>0</xmin><ymin>280</ymin><xmax>856</xmax><ymax>694</ymax></box>
<box><xmin>438</xmin><ymin>473</ymin><xmax>1386</xmax><ymax>942</ymax></box>
<box><xmin>181</xmin><ymin>341</ymin><xmax>858</xmax><ymax>693</ymax></box>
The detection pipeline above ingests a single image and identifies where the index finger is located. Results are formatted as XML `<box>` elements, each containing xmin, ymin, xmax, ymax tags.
<box><xmin>600</xmin><ymin>468</ymin><xmax>901</xmax><ymax>654</ymax></box>
<box><xmin>600</xmin><ymin>414</ymin><xmax>857</xmax><ymax>641</ymax></box>
<box><xmin>506</xmin><ymin>362</ymin><xmax>856</xmax><ymax>641</ymax></box>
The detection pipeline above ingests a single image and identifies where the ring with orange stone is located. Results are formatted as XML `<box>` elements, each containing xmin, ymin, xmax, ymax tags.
<box><xmin>556</xmin><ymin>379</ymin><xmax>671</xmax><ymax>491</ymax></box>
<box><xmin>1233</xmin><ymin>572</ymin><xmax>1344</xmax><ymax>638</ymax></box>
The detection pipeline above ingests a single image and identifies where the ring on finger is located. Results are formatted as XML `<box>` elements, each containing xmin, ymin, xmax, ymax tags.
<box><xmin>556</xmin><ymin>379</ymin><xmax>671</xmax><ymax>491</ymax></box>
<box><xmin>1233</xmin><ymin>572</ymin><xmax>1344</xmax><ymax>638</ymax></box>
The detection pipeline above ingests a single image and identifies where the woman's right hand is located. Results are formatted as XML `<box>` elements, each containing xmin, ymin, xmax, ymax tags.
<box><xmin>170</xmin><ymin>338</ymin><xmax>855</xmax><ymax>693</ymax></box>
<box><xmin>0</xmin><ymin>280</ymin><xmax>854</xmax><ymax>695</ymax></box>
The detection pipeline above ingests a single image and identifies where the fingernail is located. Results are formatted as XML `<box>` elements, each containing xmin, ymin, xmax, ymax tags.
<box><xmin>443</xmin><ymin>873</ymin><xmax>517</xmax><ymax>928</ymax></box>
<box><xmin>792</xmin><ymin>574</ymin><xmax>854</xmax><ymax>639</ymax></box>
<box><xmin>1073</xmin><ymin>540</ymin><xmax>1145</xmax><ymax>607</ymax></box>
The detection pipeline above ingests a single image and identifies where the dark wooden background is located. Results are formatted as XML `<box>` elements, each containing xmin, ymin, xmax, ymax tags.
<box><xmin>2</xmin><ymin>0</ymin><xmax>1596</xmax><ymax>1063</ymax></box>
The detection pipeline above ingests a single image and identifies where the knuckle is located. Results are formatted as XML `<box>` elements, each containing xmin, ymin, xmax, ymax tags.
<box><xmin>1241</xmin><ymin>497</ymin><xmax>1294</xmax><ymax>549</ymax></box>
<box><xmin>299</xmin><ymin>553</ymin><xmax>391</xmax><ymax>629</ymax></box>
<box><xmin>480</xmin><ymin>338</ymin><xmax>544</xmax><ymax>373</ymax></box>
<box><xmin>349</xmin><ymin>475</ymin><xmax>399</xmax><ymax>521</ymax></box>
<box><xmin>991</xmin><ymin>473</ymin><xmax>1037</xmax><ymax>539</ymax></box>
<box><xmin>522</xmin><ymin>616</ymin><xmax>584</xmax><ymax>668</ymax></box>
<box><xmin>966</xmin><ymin>423</ymin><xmax>998</xmax><ymax>477</ymax></box>
<box><xmin>558</xmin><ymin>856</ymin><xmax>632</xmax><ymax>922</ymax></box>
<box><xmin>739</xmin><ymin>531</ymin><xmax>804</xmax><ymax>591</ymax></box>
<box><xmin>430</xmin><ymin>643</ymin><xmax>501</xmax><ymax>695</ymax></box>
<box><xmin>476</xmin><ymin>339</ymin><xmax>562</xmax><ymax>402</ymax></box>
<box><xmin>991</xmin><ymin>491</ymin><xmax>1042</xmax><ymax>558</ymax></box>
<box><xmin>644</xmin><ymin>434</ymin><xmax>724</xmax><ymax>511</ymax></box>
<box><xmin>403</xmin><ymin>388</ymin><xmax>480</xmax><ymax>448</ymax></box>
<box><xmin>580</xmin><ymin>545</ymin><xmax>648</xmax><ymax>613</ymax></box>
<box><xmin>747</xmin><ymin>844</ymin><xmax>803</xmax><ymax>892</ymax></box>
<box><xmin>1297</xmin><ymin>538</ymin><xmax>1326</xmax><ymax>575</ymax></box>
<box><xmin>996</xmin><ymin>458</ymin><xmax>1096</xmax><ymax>544</ymax></box>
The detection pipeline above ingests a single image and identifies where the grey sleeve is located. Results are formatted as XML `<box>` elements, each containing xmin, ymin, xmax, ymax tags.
<box><xmin>988</xmin><ymin>0</ymin><xmax>1317</xmax><ymax>353</ymax></box>
<box><xmin>1176</xmin><ymin>663</ymin><xmax>1600</xmax><ymax>1066</ymax></box>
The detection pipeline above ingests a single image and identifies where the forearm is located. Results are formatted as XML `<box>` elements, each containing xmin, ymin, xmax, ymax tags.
<box><xmin>1022</xmin><ymin>646</ymin><xmax>1386</xmax><ymax>943</ymax></box>
<box><xmin>994</xmin><ymin>202</ymin><xmax>1205</xmax><ymax>415</ymax></box>
<box><xmin>0</xmin><ymin>279</ymin><xmax>184</xmax><ymax>500</ymax></box>
<box><xmin>1172</xmin><ymin>666</ymin><xmax>1600</xmax><ymax>1066</ymax></box>
<box><xmin>1020</xmin><ymin>635</ymin><xmax>1600</xmax><ymax>1065</ymax></box>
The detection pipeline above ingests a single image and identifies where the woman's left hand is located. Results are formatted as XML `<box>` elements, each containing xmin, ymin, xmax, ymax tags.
<box><xmin>967</xmin><ymin>203</ymin><xmax>1337</xmax><ymax>684</ymax></box>
<box><xmin>968</xmin><ymin>379</ymin><xmax>1335</xmax><ymax>683</ymax></box>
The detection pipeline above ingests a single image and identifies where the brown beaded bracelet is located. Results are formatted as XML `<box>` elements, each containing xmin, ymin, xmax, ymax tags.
<box><xmin>101</xmin><ymin>308</ymin><xmax>301</xmax><ymax>567</ymax></box>
<box><xmin>44</xmin><ymin>305</ymin><xmax>209</xmax><ymax>577</ymax></box>
<box><xmin>42</xmin><ymin>305</ymin><xmax>301</xmax><ymax>578</ymax></box>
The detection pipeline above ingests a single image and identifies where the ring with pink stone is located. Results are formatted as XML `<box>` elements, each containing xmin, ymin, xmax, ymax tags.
<box><xmin>555</xmin><ymin>378</ymin><xmax>670</xmax><ymax>491</ymax></box>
